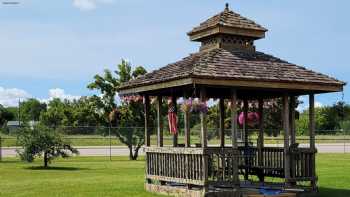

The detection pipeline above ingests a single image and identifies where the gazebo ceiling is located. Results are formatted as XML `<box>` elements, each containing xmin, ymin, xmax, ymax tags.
<box><xmin>118</xmin><ymin>4</ymin><xmax>345</xmax><ymax>96</ymax></box>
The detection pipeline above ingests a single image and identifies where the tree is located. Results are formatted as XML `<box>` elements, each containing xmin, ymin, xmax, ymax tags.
<box><xmin>0</xmin><ymin>104</ymin><xmax>15</xmax><ymax>128</ymax></box>
<box><xmin>88</xmin><ymin>59</ymin><xmax>149</xmax><ymax>160</ymax></box>
<box><xmin>40</xmin><ymin>98</ymin><xmax>67</xmax><ymax>129</ymax></box>
<box><xmin>17</xmin><ymin>125</ymin><xmax>78</xmax><ymax>167</ymax></box>
<box><xmin>20</xmin><ymin>98</ymin><xmax>46</xmax><ymax>121</ymax></box>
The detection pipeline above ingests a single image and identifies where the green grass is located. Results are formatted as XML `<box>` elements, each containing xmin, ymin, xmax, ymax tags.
<box><xmin>0</xmin><ymin>154</ymin><xmax>350</xmax><ymax>197</ymax></box>
<box><xmin>0</xmin><ymin>156</ymin><xmax>165</xmax><ymax>197</ymax></box>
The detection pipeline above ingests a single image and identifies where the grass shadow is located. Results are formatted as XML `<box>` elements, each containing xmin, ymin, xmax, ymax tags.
<box><xmin>25</xmin><ymin>166</ymin><xmax>89</xmax><ymax>171</ymax></box>
<box><xmin>318</xmin><ymin>187</ymin><xmax>350</xmax><ymax>197</ymax></box>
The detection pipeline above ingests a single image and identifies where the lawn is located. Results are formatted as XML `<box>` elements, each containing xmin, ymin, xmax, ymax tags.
<box><xmin>0</xmin><ymin>154</ymin><xmax>350</xmax><ymax>197</ymax></box>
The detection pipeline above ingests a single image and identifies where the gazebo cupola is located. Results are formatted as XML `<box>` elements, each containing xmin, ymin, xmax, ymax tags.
<box><xmin>187</xmin><ymin>3</ymin><xmax>267</xmax><ymax>52</ymax></box>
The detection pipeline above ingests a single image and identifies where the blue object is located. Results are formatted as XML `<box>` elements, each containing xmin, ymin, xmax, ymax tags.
<box><xmin>259</xmin><ymin>188</ymin><xmax>282</xmax><ymax>196</ymax></box>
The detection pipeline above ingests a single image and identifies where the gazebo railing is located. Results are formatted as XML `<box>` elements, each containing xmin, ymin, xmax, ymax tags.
<box><xmin>145</xmin><ymin>146</ymin><xmax>316</xmax><ymax>187</ymax></box>
<box><xmin>145</xmin><ymin>147</ymin><xmax>206</xmax><ymax>185</ymax></box>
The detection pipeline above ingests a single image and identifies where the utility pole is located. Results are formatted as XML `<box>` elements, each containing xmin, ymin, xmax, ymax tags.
<box><xmin>18</xmin><ymin>98</ymin><xmax>21</xmax><ymax>127</ymax></box>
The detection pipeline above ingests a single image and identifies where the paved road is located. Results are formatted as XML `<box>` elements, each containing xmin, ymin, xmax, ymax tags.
<box><xmin>1</xmin><ymin>144</ymin><xmax>350</xmax><ymax>157</ymax></box>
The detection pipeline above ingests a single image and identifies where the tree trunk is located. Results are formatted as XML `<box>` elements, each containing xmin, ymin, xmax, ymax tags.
<box><xmin>44</xmin><ymin>151</ymin><xmax>48</xmax><ymax>168</ymax></box>
<box><xmin>128</xmin><ymin>145</ymin><xmax>133</xmax><ymax>160</ymax></box>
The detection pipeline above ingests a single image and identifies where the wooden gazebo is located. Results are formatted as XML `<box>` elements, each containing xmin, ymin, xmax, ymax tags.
<box><xmin>118</xmin><ymin>4</ymin><xmax>345</xmax><ymax>197</ymax></box>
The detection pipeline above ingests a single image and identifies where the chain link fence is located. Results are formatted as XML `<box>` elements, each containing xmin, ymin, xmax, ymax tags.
<box><xmin>1</xmin><ymin>127</ymin><xmax>350</xmax><ymax>160</ymax></box>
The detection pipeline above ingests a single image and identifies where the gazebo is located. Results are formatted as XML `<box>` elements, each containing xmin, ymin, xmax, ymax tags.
<box><xmin>118</xmin><ymin>4</ymin><xmax>345</xmax><ymax>197</ymax></box>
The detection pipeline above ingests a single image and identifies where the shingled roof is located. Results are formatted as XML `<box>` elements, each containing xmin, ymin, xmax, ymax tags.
<box><xmin>119</xmin><ymin>48</ymin><xmax>344</xmax><ymax>90</ymax></box>
<box><xmin>188</xmin><ymin>4</ymin><xmax>267</xmax><ymax>37</ymax></box>
<box><xmin>118</xmin><ymin>5</ymin><xmax>345</xmax><ymax>95</ymax></box>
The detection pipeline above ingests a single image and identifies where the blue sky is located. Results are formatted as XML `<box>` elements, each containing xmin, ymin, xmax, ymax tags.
<box><xmin>0</xmin><ymin>0</ymin><xmax>348</xmax><ymax>108</ymax></box>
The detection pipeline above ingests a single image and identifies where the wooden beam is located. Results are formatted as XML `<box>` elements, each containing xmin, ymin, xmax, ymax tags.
<box><xmin>243</xmin><ymin>99</ymin><xmax>249</xmax><ymax>147</ymax></box>
<box><xmin>157</xmin><ymin>96</ymin><xmax>163</xmax><ymax>147</ymax></box>
<box><xmin>144</xmin><ymin>95</ymin><xmax>151</xmax><ymax>147</ymax></box>
<box><xmin>231</xmin><ymin>89</ymin><xmax>238</xmax><ymax>149</ymax></box>
<box><xmin>290</xmin><ymin>97</ymin><xmax>296</xmax><ymax>145</ymax></box>
<box><xmin>118</xmin><ymin>78</ymin><xmax>193</xmax><ymax>95</ymax></box>
<box><xmin>283</xmin><ymin>93</ymin><xmax>291</xmax><ymax>185</ymax></box>
<box><xmin>258</xmin><ymin>98</ymin><xmax>264</xmax><ymax>182</ymax></box>
<box><xmin>172</xmin><ymin>96</ymin><xmax>178</xmax><ymax>147</ymax></box>
<box><xmin>200</xmin><ymin>87</ymin><xmax>208</xmax><ymax>192</ymax></box>
<box><xmin>193</xmin><ymin>78</ymin><xmax>343</xmax><ymax>92</ymax></box>
<box><xmin>243</xmin><ymin>99</ymin><xmax>249</xmax><ymax>181</ymax></box>
<box><xmin>309</xmin><ymin>93</ymin><xmax>317</xmax><ymax>190</ymax></box>
<box><xmin>184</xmin><ymin>111</ymin><xmax>191</xmax><ymax>148</ymax></box>
<box><xmin>200</xmin><ymin>87</ymin><xmax>208</xmax><ymax>148</ymax></box>
<box><xmin>230</xmin><ymin>89</ymin><xmax>239</xmax><ymax>185</ymax></box>
<box><xmin>309</xmin><ymin>94</ymin><xmax>315</xmax><ymax>149</ymax></box>
<box><xmin>219</xmin><ymin>98</ymin><xmax>225</xmax><ymax>147</ymax></box>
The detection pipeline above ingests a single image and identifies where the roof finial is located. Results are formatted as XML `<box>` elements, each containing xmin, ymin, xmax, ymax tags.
<box><xmin>225</xmin><ymin>3</ymin><xmax>229</xmax><ymax>11</ymax></box>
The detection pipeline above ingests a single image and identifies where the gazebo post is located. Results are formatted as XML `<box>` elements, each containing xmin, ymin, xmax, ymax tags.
<box><xmin>172</xmin><ymin>96</ymin><xmax>178</xmax><ymax>147</ymax></box>
<box><xmin>200</xmin><ymin>87</ymin><xmax>208</xmax><ymax>148</ymax></box>
<box><xmin>283</xmin><ymin>93</ymin><xmax>291</xmax><ymax>186</ymax></box>
<box><xmin>309</xmin><ymin>94</ymin><xmax>316</xmax><ymax>190</ymax></box>
<box><xmin>258</xmin><ymin>98</ymin><xmax>264</xmax><ymax>182</ymax></box>
<box><xmin>157</xmin><ymin>96</ymin><xmax>163</xmax><ymax>147</ymax></box>
<box><xmin>231</xmin><ymin>90</ymin><xmax>238</xmax><ymax>149</ymax></box>
<box><xmin>231</xmin><ymin>89</ymin><xmax>240</xmax><ymax>185</ymax></box>
<box><xmin>219</xmin><ymin>97</ymin><xmax>225</xmax><ymax>147</ymax></box>
<box><xmin>243</xmin><ymin>99</ymin><xmax>249</xmax><ymax>181</ymax></box>
<box><xmin>289</xmin><ymin>96</ymin><xmax>296</xmax><ymax>185</ymax></box>
<box><xmin>243</xmin><ymin>99</ymin><xmax>249</xmax><ymax>147</ymax></box>
<box><xmin>290</xmin><ymin>96</ymin><xmax>296</xmax><ymax>145</ymax></box>
<box><xmin>184</xmin><ymin>93</ymin><xmax>191</xmax><ymax>147</ymax></box>
<box><xmin>200</xmin><ymin>87</ymin><xmax>208</xmax><ymax>192</ymax></box>
<box><xmin>144</xmin><ymin>95</ymin><xmax>150</xmax><ymax>147</ymax></box>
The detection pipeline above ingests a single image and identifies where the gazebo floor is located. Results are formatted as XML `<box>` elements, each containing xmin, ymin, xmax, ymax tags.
<box><xmin>145</xmin><ymin>182</ymin><xmax>318</xmax><ymax>197</ymax></box>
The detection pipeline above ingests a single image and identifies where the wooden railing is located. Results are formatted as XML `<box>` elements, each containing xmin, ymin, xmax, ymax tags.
<box><xmin>290</xmin><ymin>148</ymin><xmax>316</xmax><ymax>181</ymax></box>
<box><xmin>145</xmin><ymin>146</ymin><xmax>316</xmax><ymax>187</ymax></box>
<box><xmin>145</xmin><ymin>147</ymin><xmax>206</xmax><ymax>185</ymax></box>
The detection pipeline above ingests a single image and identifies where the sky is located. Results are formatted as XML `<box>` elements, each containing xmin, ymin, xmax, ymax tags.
<box><xmin>0</xmin><ymin>0</ymin><xmax>349</xmax><ymax>110</ymax></box>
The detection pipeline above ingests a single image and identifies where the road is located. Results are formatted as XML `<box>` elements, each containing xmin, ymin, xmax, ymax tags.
<box><xmin>1</xmin><ymin>144</ymin><xmax>350</xmax><ymax>157</ymax></box>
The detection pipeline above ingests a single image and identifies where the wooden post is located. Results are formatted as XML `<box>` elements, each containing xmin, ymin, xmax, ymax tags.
<box><xmin>231</xmin><ymin>90</ymin><xmax>238</xmax><ymax>149</ymax></box>
<box><xmin>144</xmin><ymin>95</ymin><xmax>150</xmax><ymax>147</ymax></box>
<box><xmin>283</xmin><ymin>93</ymin><xmax>291</xmax><ymax>186</ymax></box>
<box><xmin>309</xmin><ymin>93</ymin><xmax>317</xmax><ymax>190</ymax></box>
<box><xmin>243</xmin><ymin>99</ymin><xmax>249</xmax><ymax>147</ymax></box>
<box><xmin>200</xmin><ymin>87</ymin><xmax>208</xmax><ymax>192</ymax></box>
<box><xmin>290</xmin><ymin>97</ymin><xmax>296</xmax><ymax>145</ymax></box>
<box><xmin>258</xmin><ymin>98</ymin><xmax>264</xmax><ymax>182</ymax></box>
<box><xmin>184</xmin><ymin>111</ymin><xmax>191</xmax><ymax>147</ymax></box>
<box><xmin>200</xmin><ymin>87</ymin><xmax>208</xmax><ymax>148</ymax></box>
<box><xmin>172</xmin><ymin>96</ymin><xmax>178</xmax><ymax>147</ymax></box>
<box><xmin>289</xmin><ymin>96</ymin><xmax>296</xmax><ymax>185</ymax></box>
<box><xmin>243</xmin><ymin>99</ymin><xmax>249</xmax><ymax>181</ymax></box>
<box><xmin>231</xmin><ymin>89</ymin><xmax>239</xmax><ymax>185</ymax></box>
<box><xmin>157</xmin><ymin>96</ymin><xmax>163</xmax><ymax>147</ymax></box>
<box><xmin>219</xmin><ymin>98</ymin><xmax>225</xmax><ymax>147</ymax></box>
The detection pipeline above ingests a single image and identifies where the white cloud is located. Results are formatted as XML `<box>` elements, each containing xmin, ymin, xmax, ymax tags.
<box><xmin>0</xmin><ymin>87</ymin><xmax>31</xmax><ymax>107</ymax></box>
<box><xmin>296</xmin><ymin>96</ymin><xmax>323</xmax><ymax>112</ymax></box>
<box><xmin>44</xmin><ymin>88</ymin><xmax>80</xmax><ymax>102</ymax></box>
<box><xmin>72</xmin><ymin>0</ymin><xmax>114</xmax><ymax>11</ymax></box>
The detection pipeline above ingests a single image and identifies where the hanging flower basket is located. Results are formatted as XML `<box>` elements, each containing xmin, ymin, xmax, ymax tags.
<box><xmin>238</xmin><ymin>112</ymin><xmax>260</xmax><ymax>127</ymax></box>
<box><xmin>121</xmin><ymin>95</ymin><xmax>143</xmax><ymax>104</ymax></box>
<box><xmin>181</xmin><ymin>98</ymin><xmax>208</xmax><ymax>114</ymax></box>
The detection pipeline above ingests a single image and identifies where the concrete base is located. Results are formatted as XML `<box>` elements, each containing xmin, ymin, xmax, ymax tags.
<box><xmin>145</xmin><ymin>183</ymin><xmax>317</xmax><ymax>197</ymax></box>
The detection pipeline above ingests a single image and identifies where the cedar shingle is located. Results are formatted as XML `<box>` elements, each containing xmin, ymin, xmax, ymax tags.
<box><xmin>119</xmin><ymin>48</ymin><xmax>345</xmax><ymax>90</ymax></box>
